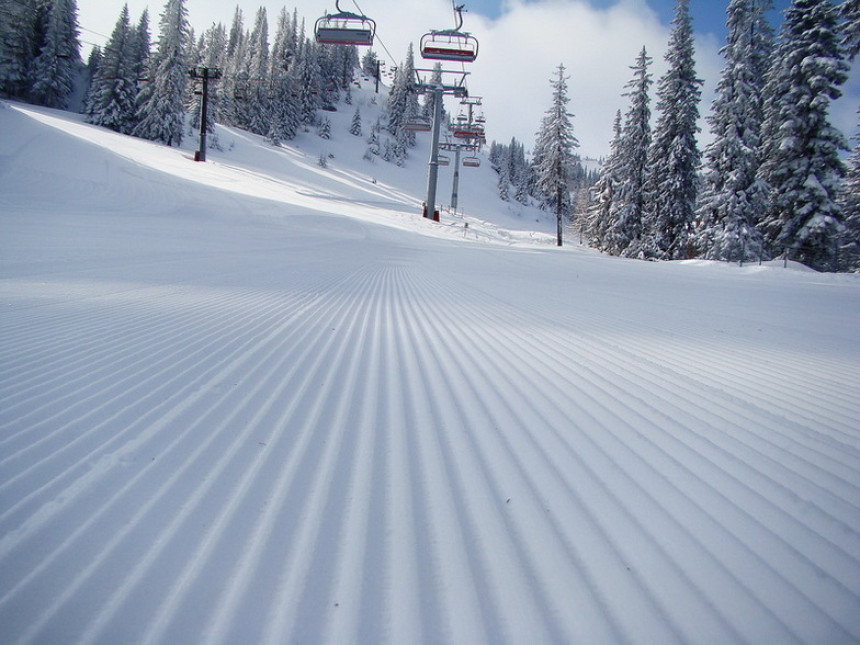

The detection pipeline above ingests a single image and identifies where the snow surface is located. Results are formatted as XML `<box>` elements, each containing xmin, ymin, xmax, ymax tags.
<box><xmin>1</xmin><ymin>84</ymin><xmax>860</xmax><ymax>644</ymax></box>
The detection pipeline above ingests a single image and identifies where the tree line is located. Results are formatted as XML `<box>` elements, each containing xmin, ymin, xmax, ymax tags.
<box><xmin>0</xmin><ymin>0</ymin><xmax>435</xmax><ymax>165</ymax></box>
<box><xmin>491</xmin><ymin>0</ymin><xmax>859</xmax><ymax>271</ymax></box>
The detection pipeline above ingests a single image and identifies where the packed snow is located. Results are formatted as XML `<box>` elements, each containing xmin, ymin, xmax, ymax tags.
<box><xmin>1</xmin><ymin>87</ymin><xmax>859</xmax><ymax>644</ymax></box>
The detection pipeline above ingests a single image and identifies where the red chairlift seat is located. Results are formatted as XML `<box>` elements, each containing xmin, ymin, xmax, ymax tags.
<box><xmin>420</xmin><ymin>30</ymin><xmax>478</xmax><ymax>63</ymax></box>
<box><xmin>452</xmin><ymin>124</ymin><xmax>484</xmax><ymax>139</ymax></box>
<box><xmin>315</xmin><ymin>2</ymin><xmax>375</xmax><ymax>46</ymax></box>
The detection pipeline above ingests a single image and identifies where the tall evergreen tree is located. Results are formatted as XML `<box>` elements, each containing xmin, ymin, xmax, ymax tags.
<box><xmin>494</xmin><ymin>143</ymin><xmax>512</xmax><ymax>201</ymax></box>
<box><xmin>510</xmin><ymin>139</ymin><xmax>533</xmax><ymax>204</ymax></box>
<box><xmin>0</xmin><ymin>0</ymin><xmax>39</xmax><ymax>98</ymax></box>
<box><xmin>839</xmin><ymin>0</ymin><xmax>860</xmax><ymax>59</ymax></box>
<box><xmin>386</xmin><ymin>43</ymin><xmax>419</xmax><ymax>161</ymax></box>
<box><xmin>588</xmin><ymin>110</ymin><xmax>623</xmax><ymax>252</ymax></box>
<box><xmin>133</xmin><ymin>0</ymin><xmax>189</xmax><ymax>146</ymax></box>
<box><xmin>218</xmin><ymin>7</ymin><xmax>246</xmax><ymax>127</ymax></box>
<box><xmin>533</xmin><ymin>63</ymin><xmax>579</xmax><ymax>246</ymax></box>
<box><xmin>696</xmin><ymin>0</ymin><xmax>772</xmax><ymax>263</ymax></box>
<box><xmin>80</xmin><ymin>44</ymin><xmax>102</xmax><ymax>106</ymax></box>
<box><xmin>350</xmin><ymin>106</ymin><xmax>362</xmax><ymax>136</ymax></box>
<box><xmin>643</xmin><ymin>0</ymin><xmax>702</xmax><ymax>260</ymax></box>
<box><xmin>757</xmin><ymin>0</ymin><xmax>849</xmax><ymax>270</ymax></box>
<box><xmin>268</xmin><ymin>8</ymin><xmax>299</xmax><ymax>144</ymax></box>
<box><xmin>85</xmin><ymin>5</ymin><xmax>137</xmax><ymax>133</ymax></box>
<box><xmin>296</xmin><ymin>36</ymin><xmax>322</xmax><ymax>126</ymax></box>
<box><xmin>611</xmin><ymin>46</ymin><xmax>653</xmax><ymax>257</ymax></box>
<box><xmin>127</xmin><ymin>9</ymin><xmax>150</xmax><ymax>133</ymax></box>
<box><xmin>30</xmin><ymin>0</ymin><xmax>81</xmax><ymax>109</ymax></box>
<box><xmin>361</xmin><ymin>49</ymin><xmax>378</xmax><ymax>78</ymax></box>
<box><xmin>245</xmin><ymin>7</ymin><xmax>270</xmax><ymax>136</ymax></box>
<box><xmin>840</xmin><ymin>110</ymin><xmax>860</xmax><ymax>271</ymax></box>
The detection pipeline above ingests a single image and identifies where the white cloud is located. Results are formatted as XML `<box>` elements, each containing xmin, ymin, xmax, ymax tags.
<box><xmin>468</xmin><ymin>0</ymin><xmax>674</xmax><ymax>157</ymax></box>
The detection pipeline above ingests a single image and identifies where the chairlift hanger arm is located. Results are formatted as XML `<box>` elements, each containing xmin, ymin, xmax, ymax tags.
<box><xmin>453</xmin><ymin>3</ymin><xmax>466</xmax><ymax>31</ymax></box>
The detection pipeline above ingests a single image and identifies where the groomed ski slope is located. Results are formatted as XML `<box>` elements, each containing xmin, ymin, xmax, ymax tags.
<box><xmin>1</xmin><ymin>97</ymin><xmax>860</xmax><ymax>644</ymax></box>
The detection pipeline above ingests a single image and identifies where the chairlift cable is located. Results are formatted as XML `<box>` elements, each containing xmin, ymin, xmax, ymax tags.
<box><xmin>349</xmin><ymin>0</ymin><xmax>398</xmax><ymax>67</ymax></box>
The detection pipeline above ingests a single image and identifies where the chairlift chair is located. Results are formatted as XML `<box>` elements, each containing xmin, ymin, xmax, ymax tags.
<box><xmin>420</xmin><ymin>3</ymin><xmax>478</xmax><ymax>63</ymax></box>
<box><xmin>438</xmin><ymin>155</ymin><xmax>451</xmax><ymax>166</ymax></box>
<box><xmin>462</xmin><ymin>155</ymin><xmax>480</xmax><ymax>168</ymax></box>
<box><xmin>452</xmin><ymin>123</ymin><xmax>484</xmax><ymax>139</ymax></box>
<box><xmin>315</xmin><ymin>0</ymin><xmax>376</xmax><ymax>46</ymax></box>
<box><xmin>405</xmin><ymin>116</ymin><xmax>432</xmax><ymax>132</ymax></box>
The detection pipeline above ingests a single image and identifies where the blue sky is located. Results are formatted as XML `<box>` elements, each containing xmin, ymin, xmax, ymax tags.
<box><xmin>77</xmin><ymin>0</ymin><xmax>856</xmax><ymax>157</ymax></box>
<box><xmin>465</xmin><ymin>0</ymin><xmax>792</xmax><ymax>35</ymax></box>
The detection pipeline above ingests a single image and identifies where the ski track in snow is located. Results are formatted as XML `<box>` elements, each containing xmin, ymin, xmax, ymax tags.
<box><xmin>2</xmin><ymin>101</ymin><xmax>860</xmax><ymax>644</ymax></box>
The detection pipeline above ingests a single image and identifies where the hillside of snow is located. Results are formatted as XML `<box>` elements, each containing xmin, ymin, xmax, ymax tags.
<box><xmin>1</xmin><ymin>85</ymin><xmax>860</xmax><ymax>645</ymax></box>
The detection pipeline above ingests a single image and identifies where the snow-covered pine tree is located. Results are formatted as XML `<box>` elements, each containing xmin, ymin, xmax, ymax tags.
<box><xmin>365</xmin><ymin>119</ymin><xmax>381</xmax><ymax>158</ymax></box>
<box><xmin>80</xmin><ymin>44</ymin><xmax>102</xmax><ymax>106</ymax></box>
<box><xmin>296</xmin><ymin>37</ymin><xmax>323</xmax><ymax>126</ymax></box>
<box><xmin>123</xmin><ymin>9</ymin><xmax>150</xmax><ymax>135</ymax></box>
<box><xmin>361</xmin><ymin>49</ymin><xmax>378</xmax><ymax>78</ymax></box>
<box><xmin>267</xmin><ymin>7</ymin><xmax>299</xmax><ymax>145</ymax></box>
<box><xmin>498</xmin><ymin>154</ymin><xmax>512</xmax><ymax>202</ymax></box>
<box><xmin>317</xmin><ymin>115</ymin><xmax>331</xmax><ymax>139</ymax></box>
<box><xmin>840</xmin><ymin>0</ymin><xmax>860</xmax><ymax>59</ymax></box>
<box><xmin>217</xmin><ymin>7</ymin><xmax>245</xmax><ymax>127</ymax></box>
<box><xmin>510</xmin><ymin>139</ymin><xmax>533</xmax><ymax>204</ymax></box>
<box><xmin>85</xmin><ymin>5</ymin><xmax>137</xmax><ymax>133</ymax></box>
<box><xmin>489</xmin><ymin>138</ymin><xmax>532</xmax><ymax>204</ymax></box>
<box><xmin>245</xmin><ymin>7</ymin><xmax>270</xmax><ymax>136</ymax></box>
<box><xmin>643</xmin><ymin>0</ymin><xmax>702</xmax><ymax>260</ymax></box>
<box><xmin>610</xmin><ymin>46</ymin><xmax>653</xmax><ymax>258</ymax></box>
<box><xmin>29</xmin><ymin>0</ymin><xmax>81</xmax><ymax>109</ymax></box>
<box><xmin>350</xmin><ymin>106</ymin><xmax>362</xmax><ymax>136</ymax></box>
<box><xmin>0</xmin><ymin>0</ymin><xmax>40</xmax><ymax>99</ymax></box>
<box><xmin>588</xmin><ymin>110</ymin><xmax>623</xmax><ymax>252</ymax></box>
<box><xmin>533</xmin><ymin>63</ymin><xmax>579</xmax><ymax>246</ymax></box>
<box><xmin>316</xmin><ymin>45</ymin><xmax>336</xmax><ymax>109</ymax></box>
<box><xmin>840</xmin><ymin>110</ymin><xmax>860</xmax><ymax>271</ymax></box>
<box><xmin>334</xmin><ymin>43</ymin><xmax>359</xmax><ymax>91</ymax></box>
<box><xmin>386</xmin><ymin>43</ymin><xmax>419</xmax><ymax>152</ymax></box>
<box><xmin>695</xmin><ymin>0</ymin><xmax>771</xmax><ymax>264</ymax></box>
<box><xmin>130</xmin><ymin>9</ymin><xmax>150</xmax><ymax>85</ymax></box>
<box><xmin>757</xmin><ymin>0</ymin><xmax>849</xmax><ymax>270</ymax></box>
<box><xmin>133</xmin><ymin>0</ymin><xmax>189</xmax><ymax>146</ymax></box>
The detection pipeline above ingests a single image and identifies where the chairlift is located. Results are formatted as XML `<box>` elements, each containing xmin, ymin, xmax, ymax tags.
<box><xmin>438</xmin><ymin>154</ymin><xmax>451</xmax><ymax>166</ymax></box>
<box><xmin>420</xmin><ymin>3</ymin><xmax>478</xmax><ymax>63</ymax></box>
<box><xmin>405</xmin><ymin>115</ymin><xmax>432</xmax><ymax>132</ymax></box>
<box><xmin>463</xmin><ymin>155</ymin><xmax>480</xmax><ymax>168</ymax></box>
<box><xmin>315</xmin><ymin>0</ymin><xmax>376</xmax><ymax>46</ymax></box>
<box><xmin>452</xmin><ymin>123</ymin><xmax>484</xmax><ymax>139</ymax></box>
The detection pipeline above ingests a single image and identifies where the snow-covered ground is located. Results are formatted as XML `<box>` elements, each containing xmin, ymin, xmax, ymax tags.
<box><xmin>1</xmin><ymin>89</ymin><xmax>859</xmax><ymax>644</ymax></box>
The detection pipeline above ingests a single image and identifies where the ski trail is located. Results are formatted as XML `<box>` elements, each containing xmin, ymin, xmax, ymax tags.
<box><xmin>414</xmin><ymin>263</ymin><xmax>860</xmax><ymax>642</ymax></box>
